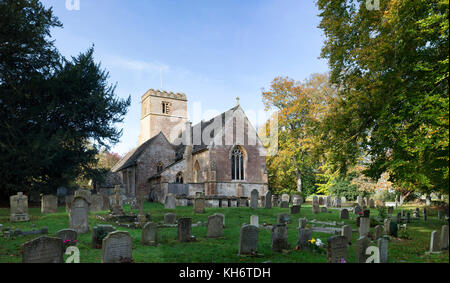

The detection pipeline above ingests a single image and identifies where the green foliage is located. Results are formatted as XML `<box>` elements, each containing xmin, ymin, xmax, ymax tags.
<box><xmin>376</xmin><ymin>206</ymin><xmax>388</xmax><ymax>221</ymax></box>
<box><xmin>398</xmin><ymin>228</ymin><xmax>412</xmax><ymax>240</ymax></box>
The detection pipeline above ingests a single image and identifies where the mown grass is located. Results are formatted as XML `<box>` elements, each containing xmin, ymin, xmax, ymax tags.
<box><xmin>0</xmin><ymin>202</ymin><xmax>448</xmax><ymax>263</ymax></box>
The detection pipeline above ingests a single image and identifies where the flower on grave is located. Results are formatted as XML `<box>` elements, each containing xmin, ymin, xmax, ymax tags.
<box><xmin>340</xmin><ymin>258</ymin><xmax>346</xmax><ymax>263</ymax></box>
<box><xmin>315</xmin><ymin>239</ymin><xmax>324</xmax><ymax>247</ymax></box>
<box><xmin>309</xmin><ymin>238</ymin><xmax>316</xmax><ymax>244</ymax></box>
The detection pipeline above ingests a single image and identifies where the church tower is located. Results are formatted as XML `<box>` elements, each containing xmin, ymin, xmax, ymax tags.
<box><xmin>138</xmin><ymin>89</ymin><xmax>188</xmax><ymax>145</ymax></box>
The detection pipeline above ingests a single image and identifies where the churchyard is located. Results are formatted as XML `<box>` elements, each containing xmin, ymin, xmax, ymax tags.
<box><xmin>0</xmin><ymin>192</ymin><xmax>448</xmax><ymax>263</ymax></box>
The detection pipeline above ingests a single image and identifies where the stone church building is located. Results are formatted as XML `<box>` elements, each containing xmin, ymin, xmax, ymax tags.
<box><xmin>111</xmin><ymin>89</ymin><xmax>268</xmax><ymax>203</ymax></box>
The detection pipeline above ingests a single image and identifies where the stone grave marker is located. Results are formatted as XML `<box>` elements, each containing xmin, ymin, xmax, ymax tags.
<box><xmin>378</xmin><ymin>238</ymin><xmax>388</xmax><ymax>263</ymax></box>
<box><xmin>354</xmin><ymin>205</ymin><xmax>362</xmax><ymax>215</ymax></box>
<box><xmin>340</xmin><ymin>209</ymin><xmax>349</xmax><ymax>220</ymax></box>
<box><xmin>271</xmin><ymin>224</ymin><xmax>288</xmax><ymax>252</ymax></box>
<box><xmin>250</xmin><ymin>215</ymin><xmax>259</xmax><ymax>227</ymax></box>
<box><xmin>69</xmin><ymin>196</ymin><xmax>90</xmax><ymax>234</ymax></box>
<box><xmin>74</xmin><ymin>189</ymin><xmax>92</xmax><ymax>203</ymax></box>
<box><xmin>327</xmin><ymin>236</ymin><xmax>348</xmax><ymax>263</ymax></box>
<box><xmin>164</xmin><ymin>213</ymin><xmax>176</xmax><ymax>224</ymax></box>
<box><xmin>440</xmin><ymin>225</ymin><xmax>449</xmax><ymax>251</ymax></box>
<box><xmin>10</xmin><ymin>192</ymin><xmax>30</xmax><ymax>222</ymax></box>
<box><xmin>342</xmin><ymin>225</ymin><xmax>352</xmax><ymax>245</ymax></box>
<box><xmin>207</xmin><ymin>215</ymin><xmax>223</xmax><ymax>238</ymax></box>
<box><xmin>178</xmin><ymin>218</ymin><xmax>193</xmax><ymax>242</ymax></box>
<box><xmin>238</xmin><ymin>224</ymin><xmax>259</xmax><ymax>255</ymax></box>
<box><xmin>142</xmin><ymin>222</ymin><xmax>158</xmax><ymax>246</ymax></box>
<box><xmin>280</xmin><ymin>201</ymin><xmax>289</xmax><ymax>208</ymax></box>
<box><xmin>369</xmin><ymin>199</ymin><xmax>375</xmax><ymax>209</ymax></box>
<box><xmin>290</xmin><ymin>205</ymin><xmax>301</xmax><ymax>214</ymax></box>
<box><xmin>41</xmin><ymin>195</ymin><xmax>58</xmax><ymax>214</ymax></box>
<box><xmin>356</xmin><ymin>235</ymin><xmax>370</xmax><ymax>263</ymax></box>
<box><xmin>194</xmin><ymin>194</ymin><xmax>205</xmax><ymax>214</ymax></box>
<box><xmin>318</xmin><ymin>197</ymin><xmax>324</xmax><ymax>206</ymax></box>
<box><xmin>297</xmin><ymin>228</ymin><xmax>312</xmax><ymax>251</ymax></box>
<box><xmin>214</xmin><ymin>213</ymin><xmax>225</xmax><ymax>228</ymax></box>
<box><xmin>299</xmin><ymin>218</ymin><xmax>307</xmax><ymax>229</ymax></box>
<box><xmin>429</xmin><ymin>230</ymin><xmax>439</xmax><ymax>253</ymax></box>
<box><xmin>359</xmin><ymin>217</ymin><xmax>370</xmax><ymax>237</ymax></box>
<box><xmin>250</xmin><ymin>189</ymin><xmax>259</xmax><ymax>210</ymax></box>
<box><xmin>264</xmin><ymin>191</ymin><xmax>272</xmax><ymax>209</ymax></box>
<box><xmin>277</xmin><ymin>213</ymin><xmax>289</xmax><ymax>224</ymax></box>
<box><xmin>22</xmin><ymin>236</ymin><xmax>63</xmax><ymax>263</ymax></box>
<box><xmin>271</xmin><ymin>195</ymin><xmax>279</xmax><ymax>207</ymax></box>
<box><xmin>165</xmin><ymin>193</ymin><xmax>176</xmax><ymax>209</ymax></box>
<box><xmin>281</xmin><ymin>194</ymin><xmax>290</xmax><ymax>203</ymax></box>
<box><xmin>90</xmin><ymin>194</ymin><xmax>104</xmax><ymax>212</ymax></box>
<box><xmin>101</xmin><ymin>231</ymin><xmax>133</xmax><ymax>263</ymax></box>
<box><xmin>56</xmin><ymin>229</ymin><xmax>77</xmax><ymax>243</ymax></box>
<box><xmin>373</xmin><ymin>225</ymin><xmax>383</xmax><ymax>241</ymax></box>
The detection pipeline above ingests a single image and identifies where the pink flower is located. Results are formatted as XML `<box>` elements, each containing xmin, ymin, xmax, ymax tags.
<box><xmin>340</xmin><ymin>259</ymin><xmax>346</xmax><ymax>263</ymax></box>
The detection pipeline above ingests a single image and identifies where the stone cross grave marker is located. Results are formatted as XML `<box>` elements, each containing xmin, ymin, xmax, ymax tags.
<box><xmin>10</xmin><ymin>192</ymin><xmax>30</xmax><ymax>222</ymax></box>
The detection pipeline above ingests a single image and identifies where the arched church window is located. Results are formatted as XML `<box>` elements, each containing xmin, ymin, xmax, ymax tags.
<box><xmin>231</xmin><ymin>146</ymin><xmax>244</xmax><ymax>180</ymax></box>
<box><xmin>176</xmin><ymin>172</ymin><xmax>184</xmax><ymax>184</ymax></box>
<box><xmin>157</xmin><ymin>162</ymin><xmax>164</xmax><ymax>174</ymax></box>
<box><xmin>162</xmin><ymin>102</ymin><xmax>171</xmax><ymax>114</ymax></box>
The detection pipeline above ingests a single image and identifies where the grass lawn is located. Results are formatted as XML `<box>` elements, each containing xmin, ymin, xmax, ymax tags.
<box><xmin>0</xmin><ymin>202</ymin><xmax>448</xmax><ymax>263</ymax></box>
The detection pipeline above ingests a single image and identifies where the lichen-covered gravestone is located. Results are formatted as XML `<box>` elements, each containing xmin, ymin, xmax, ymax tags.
<box><xmin>41</xmin><ymin>195</ymin><xmax>58</xmax><ymax>214</ymax></box>
<box><xmin>141</xmin><ymin>222</ymin><xmax>158</xmax><ymax>246</ymax></box>
<box><xmin>178</xmin><ymin>218</ymin><xmax>193</xmax><ymax>242</ymax></box>
<box><xmin>271</xmin><ymin>224</ymin><xmax>288</xmax><ymax>252</ymax></box>
<box><xmin>290</xmin><ymin>205</ymin><xmax>301</xmax><ymax>215</ymax></box>
<box><xmin>441</xmin><ymin>225</ymin><xmax>449</xmax><ymax>251</ymax></box>
<box><xmin>194</xmin><ymin>193</ymin><xmax>205</xmax><ymax>214</ymax></box>
<box><xmin>207</xmin><ymin>215</ymin><xmax>223</xmax><ymax>238</ymax></box>
<box><xmin>10</xmin><ymin>192</ymin><xmax>30</xmax><ymax>222</ymax></box>
<box><xmin>341</xmin><ymin>225</ymin><xmax>352</xmax><ymax>245</ymax></box>
<box><xmin>264</xmin><ymin>191</ymin><xmax>272</xmax><ymax>209</ymax></box>
<box><xmin>90</xmin><ymin>194</ymin><xmax>104</xmax><ymax>212</ymax></box>
<box><xmin>355</xmin><ymin>236</ymin><xmax>370</xmax><ymax>263</ymax></box>
<box><xmin>164</xmin><ymin>213</ymin><xmax>177</xmax><ymax>224</ymax></box>
<box><xmin>297</xmin><ymin>228</ymin><xmax>312</xmax><ymax>251</ymax></box>
<box><xmin>74</xmin><ymin>189</ymin><xmax>92</xmax><ymax>204</ymax></box>
<box><xmin>359</xmin><ymin>217</ymin><xmax>370</xmax><ymax>237</ymax></box>
<box><xmin>327</xmin><ymin>236</ymin><xmax>348</xmax><ymax>263</ymax></box>
<box><xmin>101</xmin><ymin>231</ymin><xmax>133</xmax><ymax>263</ymax></box>
<box><xmin>165</xmin><ymin>193</ymin><xmax>176</xmax><ymax>209</ymax></box>
<box><xmin>56</xmin><ymin>229</ymin><xmax>77</xmax><ymax>243</ymax></box>
<box><xmin>373</xmin><ymin>225</ymin><xmax>383</xmax><ymax>241</ymax></box>
<box><xmin>22</xmin><ymin>236</ymin><xmax>64</xmax><ymax>263</ymax></box>
<box><xmin>238</xmin><ymin>224</ymin><xmax>258</xmax><ymax>255</ymax></box>
<box><xmin>378</xmin><ymin>238</ymin><xmax>388</xmax><ymax>263</ymax></box>
<box><xmin>340</xmin><ymin>209</ymin><xmax>349</xmax><ymax>220</ymax></box>
<box><xmin>69</xmin><ymin>196</ymin><xmax>90</xmax><ymax>234</ymax></box>
<box><xmin>250</xmin><ymin>189</ymin><xmax>259</xmax><ymax>210</ymax></box>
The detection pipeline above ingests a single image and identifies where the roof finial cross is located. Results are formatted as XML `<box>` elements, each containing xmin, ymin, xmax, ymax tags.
<box><xmin>236</xmin><ymin>96</ymin><xmax>240</xmax><ymax>106</ymax></box>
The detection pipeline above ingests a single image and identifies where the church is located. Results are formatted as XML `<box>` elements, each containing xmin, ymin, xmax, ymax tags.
<box><xmin>111</xmin><ymin>89</ymin><xmax>268</xmax><ymax>203</ymax></box>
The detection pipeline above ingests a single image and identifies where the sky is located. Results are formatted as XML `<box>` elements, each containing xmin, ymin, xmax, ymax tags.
<box><xmin>41</xmin><ymin>0</ymin><xmax>329</xmax><ymax>156</ymax></box>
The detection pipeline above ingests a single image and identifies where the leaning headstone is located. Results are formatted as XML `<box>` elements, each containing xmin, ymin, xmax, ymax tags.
<box><xmin>101</xmin><ymin>231</ymin><xmax>133</xmax><ymax>263</ymax></box>
<box><xmin>91</xmin><ymin>225</ymin><xmax>116</xmax><ymax>248</ymax></box>
<box><xmin>165</xmin><ymin>193</ymin><xmax>176</xmax><ymax>209</ymax></box>
<box><xmin>141</xmin><ymin>222</ymin><xmax>158</xmax><ymax>246</ymax></box>
<box><xmin>250</xmin><ymin>189</ymin><xmax>259</xmax><ymax>210</ymax></box>
<box><xmin>264</xmin><ymin>191</ymin><xmax>272</xmax><ymax>209</ymax></box>
<box><xmin>440</xmin><ymin>225</ymin><xmax>449</xmax><ymax>251</ymax></box>
<box><xmin>359</xmin><ymin>217</ymin><xmax>370</xmax><ymax>237</ymax></box>
<box><xmin>56</xmin><ymin>229</ymin><xmax>77</xmax><ymax>243</ymax></box>
<box><xmin>238</xmin><ymin>224</ymin><xmax>259</xmax><ymax>255</ymax></box>
<box><xmin>342</xmin><ymin>225</ymin><xmax>352</xmax><ymax>245</ymax></box>
<box><xmin>298</xmin><ymin>228</ymin><xmax>312</xmax><ymax>251</ymax></box>
<box><xmin>378</xmin><ymin>238</ymin><xmax>388</xmax><ymax>263</ymax></box>
<box><xmin>22</xmin><ymin>236</ymin><xmax>63</xmax><ymax>263</ymax></box>
<box><xmin>207</xmin><ymin>215</ymin><xmax>223</xmax><ymax>238</ymax></box>
<box><xmin>164</xmin><ymin>213</ymin><xmax>176</xmax><ymax>224</ymax></box>
<box><xmin>69</xmin><ymin>196</ymin><xmax>90</xmax><ymax>234</ymax></box>
<box><xmin>271</xmin><ymin>224</ymin><xmax>288</xmax><ymax>252</ymax></box>
<box><xmin>280</xmin><ymin>201</ymin><xmax>289</xmax><ymax>208</ymax></box>
<box><xmin>356</xmin><ymin>236</ymin><xmax>370</xmax><ymax>263</ymax></box>
<box><xmin>90</xmin><ymin>194</ymin><xmax>104</xmax><ymax>212</ymax></box>
<box><xmin>41</xmin><ymin>195</ymin><xmax>58</xmax><ymax>214</ymax></box>
<box><xmin>250</xmin><ymin>215</ymin><xmax>259</xmax><ymax>227</ymax></box>
<box><xmin>290</xmin><ymin>205</ymin><xmax>301</xmax><ymax>214</ymax></box>
<box><xmin>178</xmin><ymin>218</ymin><xmax>193</xmax><ymax>242</ymax></box>
<box><xmin>373</xmin><ymin>225</ymin><xmax>383</xmax><ymax>241</ymax></box>
<box><xmin>340</xmin><ymin>209</ymin><xmax>349</xmax><ymax>220</ymax></box>
<box><xmin>327</xmin><ymin>236</ymin><xmax>348</xmax><ymax>263</ymax></box>
<box><xmin>10</xmin><ymin>192</ymin><xmax>30</xmax><ymax>222</ymax></box>
<box><xmin>429</xmin><ymin>230</ymin><xmax>440</xmax><ymax>253</ymax></box>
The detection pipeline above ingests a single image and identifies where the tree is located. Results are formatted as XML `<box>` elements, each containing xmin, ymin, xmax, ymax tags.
<box><xmin>0</xmin><ymin>0</ymin><xmax>130</xmax><ymax>199</ymax></box>
<box><xmin>316</xmin><ymin>0</ymin><xmax>449</xmax><ymax>195</ymax></box>
<box><xmin>261</xmin><ymin>74</ymin><xmax>335</xmax><ymax>196</ymax></box>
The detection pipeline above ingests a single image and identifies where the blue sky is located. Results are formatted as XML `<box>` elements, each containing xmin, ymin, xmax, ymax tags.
<box><xmin>41</xmin><ymin>0</ymin><xmax>329</xmax><ymax>155</ymax></box>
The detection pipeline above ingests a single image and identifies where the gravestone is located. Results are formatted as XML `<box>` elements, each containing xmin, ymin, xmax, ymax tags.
<box><xmin>101</xmin><ymin>231</ymin><xmax>133</xmax><ymax>263</ymax></box>
<box><xmin>250</xmin><ymin>189</ymin><xmax>259</xmax><ymax>210</ymax></box>
<box><xmin>277</xmin><ymin>213</ymin><xmax>289</xmax><ymax>224</ymax></box>
<box><xmin>91</xmin><ymin>225</ymin><xmax>116</xmax><ymax>248</ymax></box>
<box><xmin>101</xmin><ymin>195</ymin><xmax>110</xmax><ymax>211</ymax></box>
<box><xmin>325</xmin><ymin>196</ymin><xmax>332</xmax><ymax>207</ymax></box>
<box><xmin>341</xmin><ymin>197</ymin><xmax>347</xmax><ymax>204</ymax></box>
<box><xmin>41</xmin><ymin>195</ymin><xmax>58</xmax><ymax>214</ymax></box>
<box><xmin>165</xmin><ymin>193</ymin><xmax>176</xmax><ymax>209</ymax></box>
<box><xmin>373</xmin><ymin>225</ymin><xmax>383</xmax><ymax>240</ymax></box>
<box><xmin>389</xmin><ymin>221</ymin><xmax>398</xmax><ymax>237</ymax></box>
<box><xmin>356</xmin><ymin>236</ymin><xmax>370</xmax><ymax>263</ymax></box>
<box><xmin>342</xmin><ymin>225</ymin><xmax>352</xmax><ymax>245</ymax></box>
<box><xmin>440</xmin><ymin>225</ymin><xmax>449</xmax><ymax>251</ymax></box>
<box><xmin>142</xmin><ymin>222</ymin><xmax>158</xmax><ymax>246</ymax></box>
<box><xmin>378</xmin><ymin>238</ymin><xmax>388</xmax><ymax>263</ymax></box>
<box><xmin>281</xmin><ymin>194</ymin><xmax>290</xmax><ymax>203</ymax></box>
<box><xmin>194</xmin><ymin>194</ymin><xmax>205</xmax><ymax>214</ymax></box>
<box><xmin>354</xmin><ymin>205</ymin><xmax>361</xmax><ymax>215</ymax></box>
<box><xmin>293</xmin><ymin>195</ymin><xmax>303</xmax><ymax>205</ymax></box>
<box><xmin>318</xmin><ymin>197</ymin><xmax>324</xmax><ymax>206</ymax></box>
<box><xmin>69</xmin><ymin>196</ymin><xmax>90</xmax><ymax>234</ymax></box>
<box><xmin>56</xmin><ymin>229</ymin><xmax>77</xmax><ymax>243</ymax></box>
<box><xmin>111</xmin><ymin>186</ymin><xmax>124</xmax><ymax>215</ymax></box>
<box><xmin>321</xmin><ymin>207</ymin><xmax>328</xmax><ymax>213</ymax></box>
<box><xmin>335</xmin><ymin>197</ymin><xmax>342</xmax><ymax>208</ymax></box>
<box><xmin>290</xmin><ymin>205</ymin><xmax>301</xmax><ymax>214</ymax></box>
<box><xmin>298</xmin><ymin>228</ymin><xmax>312</xmax><ymax>251</ymax></box>
<box><xmin>406</xmin><ymin>212</ymin><xmax>411</xmax><ymax>223</ymax></box>
<box><xmin>397</xmin><ymin>212</ymin><xmax>402</xmax><ymax>223</ymax></box>
<box><xmin>340</xmin><ymin>209</ymin><xmax>349</xmax><ymax>220</ymax></box>
<box><xmin>22</xmin><ymin>236</ymin><xmax>63</xmax><ymax>263</ymax></box>
<box><xmin>90</xmin><ymin>194</ymin><xmax>104</xmax><ymax>212</ymax></box>
<box><xmin>65</xmin><ymin>195</ymin><xmax>74</xmax><ymax>213</ymax></box>
<box><xmin>178</xmin><ymin>218</ymin><xmax>193</xmax><ymax>242</ymax></box>
<box><xmin>250</xmin><ymin>215</ymin><xmax>259</xmax><ymax>227</ymax></box>
<box><xmin>238</xmin><ymin>224</ymin><xmax>259</xmax><ymax>255</ymax></box>
<box><xmin>280</xmin><ymin>201</ymin><xmax>289</xmax><ymax>208</ymax></box>
<box><xmin>272</xmin><ymin>195</ymin><xmax>279</xmax><ymax>207</ymax></box>
<box><xmin>429</xmin><ymin>230</ymin><xmax>439</xmax><ymax>253</ymax></box>
<box><xmin>299</xmin><ymin>218</ymin><xmax>307</xmax><ymax>229</ymax></box>
<box><xmin>312</xmin><ymin>202</ymin><xmax>320</xmax><ymax>214</ymax></box>
<box><xmin>357</xmin><ymin>196</ymin><xmax>364</xmax><ymax>207</ymax></box>
<box><xmin>363</xmin><ymin>209</ymin><xmax>370</xmax><ymax>218</ymax></box>
<box><xmin>384</xmin><ymin>219</ymin><xmax>390</xmax><ymax>236</ymax></box>
<box><xmin>214</xmin><ymin>213</ymin><xmax>225</xmax><ymax>228</ymax></box>
<box><xmin>207</xmin><ymin>215</ymin><xmax>223</xmax><ymax>238</ymax></box>
<box><xmin>327</xmin><ymin>236</ymin><xmax>348</xmax><ymax>263</ymax></box>
<box><xmin>271</xmin><ymin>224</ymin><xmax>288</xmax><ymax>252</ymax></box>
<box><xmin>423</xmin><ymin>208</ymin><xmax>427</xmax><ymax>221</ymax></box>
<box><xmin>359</xmin><ymin>217</ymin><xmax>370</xmax><ymax>237</ymax></box>
<box><xmin>264</xmin><ymin>191</ymin><xmax>272</xmax><ymax>209</ymax></box>
<box><xmin>10</xmin><ymin>192</ymin><xmax>30</xmax><ymax>222</ymax></box>
<box><xmin>164</xmin><ymin>213</ymin><xmax>176</xmax><ymax>224</ymax></box>
<box><xmin>74</xmin><ymin>189</ymin><xmax>92</xmax><ymax>203</ymax></box>
<box><xmin>369</xmin><ymin>199</ymin><xmax>375</xmax><ymax>209</ymax></box>
<box><xmin>387</xmin><ymin>206</ymin><xmax>394</xmax><ymax>215</ymax></box>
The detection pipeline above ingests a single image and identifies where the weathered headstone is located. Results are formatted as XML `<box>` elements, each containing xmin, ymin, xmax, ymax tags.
<box><xmin>101</xmin><ymin>231</ymin><xmax>133</xmax><ymax>263</ymax></box>
<box><xmin>298</xmin><ymin>228</ymin><xmax>312</xmax><ymax>251</ymax></box>
<box><xmin>341</xmin><ymin>196</ymin><xmax>347</xmax><ymax>204</ymax></box>
<box><xmin>384</xmin><ymin>219</ymin><xmax>390</xmax><ymax>236</ymax></box>
<box><xmin>292</xmin><ymin>195</ymin><xmax>303</xmax><ymax>205</ymax></box>
<box><xmin>369</xmin><ymin>199</ymin><xmax>375</xmax><ymax>209</ymax></box>
<box><xmin>281</xmin><ymin>194</ymin><xmax>290</xmax><ymax>203</ymax></box>
<box><xmin>277</xmin><ymin>213</ymin><xmax>289</xmax><ymax>224</ymax></box>
<box><xmin>41</xmin><ymin>195</ymin><xmax>58</xmax><ymax>214</ymax></box>
<box><xmin>321</xmin><ymin>207</ymin><xmax>328</xmax><ymax>213</ymax></box>
<box><xmin>111</xmin><ymin>185</ymin><xmax>124</xmax><ymax>216</ymax></box>
<box><xmin>440</xmin><ymin>225</ymin><xmax>449</xmax><ymax>251</ymax></box>
<box><xmin>250</xmin><ymin>189</ymin><xmax>259</xmax><ymax>210</ymax></box>
<box><xmin>373</xmin><ymin>225</ymin><xmax>383</xmax><ymax>241</ymax></box>
<box><xmin>56</xmin><ymin>229</ymin><xmax>77</xmax><ymax>243</ymax></box>
<box><xmin>250</xmin><ymin>215</ymin><xmax>259</xmax><ymax>227</ymax></box>
<box><xmin>378</xmin><ymin>237</ymin><xmax>388</xmax><ymax>263</ymax></box>
<box><xmin>10</xmin><ymin>192</ymin><xmax>30</xmax><ymax>222</ymax></box>
<box><xmin>359</xmin><ymin>217</ymin><xmax>370</xmax><ymax>237</ymax></box>
<box><xmin>22</xmin><ymin>236</ymin><xmax>63</xmax><ymax>263</ymax></box>
<box><xmin>65</xmin><ymin>195</ymin><xmax>74</xmax><ymax>213</ymax></box>
<box><xmin>313</xmin><ymin>202</ymin><xmax>320</xmax><ymax>214</ymax></box>
<box><xmin>357</xmin><ymin>196</ymin><xmax>364</xmax><ymax>207</ymax></box>
<box><xmin>290</xmin><ymin>205</ymin><xmax>301</xmax><ymax>214</ymax></box>
<box><xmin>272</xmin><ymin>195</ymin><xmax>279</xmax><ymax>207</ymax></box>
<box><xmin>264</xmin><ymin>191</ymin><xmax>272</xmax><ymax>209</ymax></box>
<box><xmin>214</xmin><ymin>213</ymin><xmax>225</xmax><ymax>228</ymax></box>
<box><xmin>238</xmin><ymin>224</ymin><xmax>259</xmax><ymax>255</ymax></box>
<box><xmin>207</xmin><ymin>215</ymin><xmax>223</xmax><ymax>238</ymax></box>
<box><xmin>165</xmin><ymin>193</ymin><xmax>176</xmax><ymax>209</ymax></box>
<box><xmin>355</xmin><ymin>236</ymin><xmax>370</xmax><ymax>263</ymax></box>
<box><xmin>327</xmin><ymin>236</ymin><xmax>348</xmax><ymax>263</ymax></box>
<box><xmin>164</xmin><ymin>213</ymin><xmax>176</xmax><ymax>224</ymax></box>
<box><xmin>271</xmin><ymin>224</ymin><xmax>288</xmax><ymax>252</ymax></box>
<box><xmin>194</xmin><ymin>194</ymin><xmax>205</xmax><ymax>214</ymax></box>
<box><xmin>429</xmin><ymin>230</ymin><xmax>439</xmax><ymax>253</ymax></box>
<box><xmin>178</xmin><ymin>218</ymin><xmax>193</xmax><ymax>242</ymax></box>
<box><xmin>340</xmin><ymin>209</ymin><xmax>349</xmax><ymax>220</ymax></box>
<box><xmin>69</xmin><ymin>196</ymin><xmax>90</xmax><ymax>234</ymax></box>
<box><xmin>141</xmin><ymin>222</ymin><xmax>158</xmax><ymax>246</ymax></box>
<box><xmin>280</xmin><ymin>201</ymin><xmax>289</xmax><ymax>208</ymax></box>
<box><xmin>342</xmin><ymin>225</ymin><xmax>352</xmax><ymax>245</ymax></box>
<box><xmin>354</xmin><ymin>205</ymin><xmax>362</xmax><ymax>215</ymax></box>
<box><xmin>74</xmin><ymin>189</ymin><xmax>92</xmax><ymax>203</ymax></box>
<box><xmin>319</xmin><ymin>197</ymin><xmax>324</xmax><ymax>206</ymax></box>
<box><xmin>299</xmin><ymin>218</ymin><xmax>307</xmax><ymax>229</ymax></box>
<box><xmin>389</xmin><ymin>221</ymin><xmax>398</xmax><ymax>237</ymax></box>
<box><xmin>90</xmin><ymin>194</ymin><xmax>104</xmax><ymax>212</ymax></box>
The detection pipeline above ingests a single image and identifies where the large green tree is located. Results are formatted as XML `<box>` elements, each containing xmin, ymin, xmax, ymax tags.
<box><xmin>317</xmin><ymin>0</ymin><xmax>449</xmax><ymax>195</ymax></box>
<box><xmin>0</xmin><ymin>0</ymin><xmax>130</xmax><ymax>199</ymax></box>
